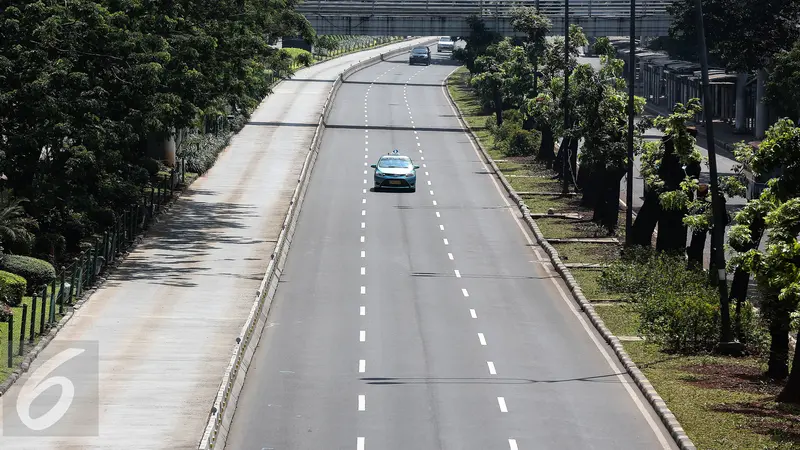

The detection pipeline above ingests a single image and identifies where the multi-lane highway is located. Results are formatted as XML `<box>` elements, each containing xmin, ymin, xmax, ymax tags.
<box><xmin>225</xmin><ymin>45</ymin><xmax>678</xmax><ymax>450</ymax></box>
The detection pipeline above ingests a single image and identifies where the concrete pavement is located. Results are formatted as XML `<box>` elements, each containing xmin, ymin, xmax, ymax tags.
<box><xmin>0</xmin><ymin>38</ymin><xmax>432</xmax><ymax>449</ymax></box>
<box><xmin>226</xmin><ymin>46</ymin><xmax>678</xmax><ymax>450</ymax></box>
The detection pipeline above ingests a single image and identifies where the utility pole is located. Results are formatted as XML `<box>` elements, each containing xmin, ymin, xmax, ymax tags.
<box><xmin>625</xmin><ymin>0</ymin><xmax>635</xmax><ymax>244</ymax></box>
<box><xmin>562</xmin><ymin>0</ymin><xmax>570</xmax><ymax>195</ymax></box>
<box><xmin>693</xmin><ymin>0</ymin><xmax>738</xmax><ymax>351</ymax></box>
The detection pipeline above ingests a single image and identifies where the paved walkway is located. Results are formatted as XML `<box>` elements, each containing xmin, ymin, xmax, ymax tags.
<box><xmin>0</xmin><ymin>38</ymin><xmax>430</xmax><ymax>449</ymax></box>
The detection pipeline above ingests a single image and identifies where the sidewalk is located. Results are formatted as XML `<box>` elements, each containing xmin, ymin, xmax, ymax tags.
<box><xmin>0</xmin><ymin>38</ymin><xmax>431</xmax><ymax>449</ymax></box>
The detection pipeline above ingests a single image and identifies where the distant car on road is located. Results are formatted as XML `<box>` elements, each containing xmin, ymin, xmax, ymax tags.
<box><xmin>371</xmin><ymin>150</ymin><xmax>419</xmax><ymax>192</ymax></box>
<box><xmin>409</xmin><ymin>47</ymin><xmax>431</xmax><ymax>65</ymax></box>
<box><xmin>437</xmin><ymin>37</ymin><xmax>454</xmax><ymax>52</ymax></box>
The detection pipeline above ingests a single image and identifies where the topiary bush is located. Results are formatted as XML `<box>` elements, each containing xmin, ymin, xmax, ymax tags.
<box><xmin>0</xmin><ymin>255</ymin><xmax>56</xmax><ymax>294</ymax></box>
<box><xmin>0</xmin><ymin>270</ymin><xmax>26</xmax><ymax>307</ymax></box>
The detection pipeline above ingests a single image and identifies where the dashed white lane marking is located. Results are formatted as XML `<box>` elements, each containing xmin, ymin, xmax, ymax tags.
<box><xmin>509</xmin><ymin>439</ymin><xmax>519</xmax><ymax>450</ymax></box>
<box><xmin>419</xmin><ymin>149</ymin><xmax>423</xmax><ymax>153</ymax></box>
<box><xmin>365</xmin><ymin>155</ymin><xmax>368</xmax><ymax>158</ymax></box>
<box><xmin>439</xmin><ymin>224</ymin><xmax>444</xmax><ymax>231</ymax></box>
<box><xmin>360</xmin><ymin>331</ymin><xmax>366</xmax><ymax>342</ymax></box>
<box><xmin>461</xmin><ymin>288</ymin><xmax>469</xmax><ymax>297</ymax></box>
<box><xmin>363</xmin><ymin>198</ymin><xmax>366</xmax><ymax>204</ymax></box>
<box><xmin>358</xmin><ymin>395</ymin><xmax>366</xmax><ymax>411</ymax></box>
<box><xmin>357</xmin><ymin>437</ymin><xmax>365</xmax><ymax>450</ymax></box>
<box><xmin>443</xmin><ymin>238</ymin><xmax>448</xmax><ymax>245</ymax></box>
<box><xmin>363</xmin><ymin>179</ymin><xmax>367</xmax><ymax>183</ymax></box>
<box><xmin>498</xmin><ymin>397</ymin><xmax>508</xmax><ymax>412</ymax></box>
<box><xmin>439</xmin><ymin>65</ymin><xmax>672</xmax><ymax>448</ymax></box>
<box><xmin>363</xmin><ymin>170</ymin><xmax>367</xmax><ymax>174</ymax></box>
<box><xmin>478</xmin><ymin>333</ymin><xmax>487</xmax><ymax>346</ymax></box>
<box><xmin>361</xmin><ymin>267</ymin><xmax>366</xmax><ymax>275</ymax></box>
<box><xmin>429</xmin><ymin>190</ymin><xmax>434</xmax><ymax>195</ymax></box>
<box><xmin>420</xmin><ymin>156</ymin><xmax>424</xmax><ymax>160</ymax></box>
<box><xmin>432</xmin><ymin>200</ymin><xmax>437</xmax><ymax>206</ymax></box>
<box><xmin>359</xmin><ymin>359</ymin><xmax>366</xmax><ymax>373</ymax></box>
<box><xmin>417</xmin><ymin>142</ymin><xmax>421</xmax><ymax>146</ymax></box>
<box><xmin>360</xmin><ymin>306</ymin><xmax>366</xmax><ymax>315</ymax></box>
<box><xmin>361</xmin><ymin>222</ymin><xmax>366</xmax><ymax>229</ymax></box>
<box><xmin>448</xmin><ymin>253</ymin><xmax>454</xmax><ymax>260</ymax></box>
<box><xmin>360</xmin><ymin>286</ymin><xmax>366</xmax><ymax>294</ymax></box>
<box><xmin>423</xmin><ymin>163</ymin><xmax>427</xmax><ymax>168</ymax></box>
<box><xmin>361</xmin><ymin>236</ymin><xmax>365</xmax><ymax>243</ymax></box>
<box><xmin>361</xmin><ymin>250</ymin><xmax>366</xmax><ymax>258</ymax></box>
<box><xmin>436</xmin><ymin>212</ymin><xmax>441</xmax><ymax>218</ymax></box>
<box><xmin>362</xmin><ymin>210</ymin><xmax>366</xmax><ymax>216</ymax></box>
<box><xmin>427</xmin><ymin>180</ymin><xmax>432</xmax><ymax>185</ymax></box>
<box><xmin>425</xmin><ymin>171</ymin><xmax>429</xmax><ymax>176</ymax></box>
<box><xmin>454</xmin><ymin>270</ymin><xmax>461</xmax><ymax>278</ymax></box>
<box><xmin>470</xmin><ymin>308</ymin><xmax>477</xmax><ymax>318</ymax></box>
<box><xmin>488</xmin><ymin>361</ymin><xmax>497</xmax><ymax>374</ymax></box>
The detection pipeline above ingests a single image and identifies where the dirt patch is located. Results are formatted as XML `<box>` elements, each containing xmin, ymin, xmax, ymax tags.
<box><xmin>682</xmin><ymin>363</ymin><xmax>783</xmax><ymax>395</ymax></box>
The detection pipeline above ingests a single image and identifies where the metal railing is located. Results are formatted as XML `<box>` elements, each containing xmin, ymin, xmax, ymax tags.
<box><xmin>296</xmin><ymin>0</ymin><xmax>671</xmax><ymax>17</ymax></box>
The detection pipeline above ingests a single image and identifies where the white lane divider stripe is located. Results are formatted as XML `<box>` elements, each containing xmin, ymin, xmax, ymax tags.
<box><xmin>432</xmin><ymin>200</ymin><xmax>437</xmax><ymax>206</ymax></box>
<box><xmin>509</xmin><ymin>439</ymin><xmax>519</xmax><ymax>450</ymax></box>
<box><xmin>361</xmin><ymin>222</ymin><xmax>366</xmax><ymax>229</ymax></box>
<box><xmin>436</xmin><ymin>212</ymin><xmax>441</xmax><ymax>218</ymax></box>
<box><xmin>498</xmin><ymin>397</ymin><xmax>508</xmax><ymax>412</ymax></box>
<box><xmin>361</xmin><ymin>250</ymin><xmax>366</xmax><ymax>258</ymax></box>
<box><xmin>439</xmin><ymin>224</ymin><xmax>444</xmax><ymax>231</ymax></box>
<box><xmin>462</xmin><ymin>288</ymin><xmax>469</xmax><ymax>297</ymax></box>
<box><xmin>361</xmin><ymin>236</ymin><xmax>365</xmax><ymax>243</ymax></box>
<box><xmin>362</xmin><ymin>210</ymin><xmax>366</xmax><ymax>216</ymax></box>
<box><xmin>360</xmin><ymin>306</ymin><xmax>366</xmax><ymax>316</ymax></box>
<box><xmin>488</xmin><ymin>361</ymin><xmax>497</xmax><ymax>374</ymax></box>
<box><xmin>358</xmin><ymin>395</ymin><xmax>366</xmax><ymax>411</ymax></box>
<box><xmin>443</xmin><ymin>238</ymin><xmax>448</xmax><ymax>245</ymax></box>
<box><xmin>362</xmin><ymin>188</ymin><xmax>366</xmax><ymax>194</ymax></box>
<box><xmin>478</xmin><ymin>333</ymin><xmax>487</xmax><ymax>346</ymax></box>
<box><xmin>360</xmin><ymin>331</ymin><xmax>366</xmax><ymax>342</ymax></box>
<box><xmin>470</xmin><ymin>308</ymin><xmax>477</xmax><ymax>318</ymax></box>
<box><xmin>363</xmin><ymin>198</ymin><xmax>366</xmax><ymax>204</ymax></box>
<box><xmin>358</xmin><ymin>437</ymin><xmax>365</xmax><ymax>450</ymax></box>
<box><xmin>360</xmin><ymin>286</ymin><xmax>366</xmax><ymax>294</ymax></box>
<box><xmin>429</xmin><ymin>190</ymin><xmax>434</xmax><ymax>195</ymax></box>
<box><xmin>455</xmin><ymin>269</ymin><xmax>461</xmax><ymax>278</ymax></box>
<box><xmin>448</xmin><ymin>253</ymin><xmax>454</xmax><ymax>260</ymax></box>
<box><xmin>361</xmin><ymin>267</ymin><xmax>365</xmax><ymax>275</ymax></box>
<box><xmin>359</xmin><ymin>360</ymin><xmax>366</xmax><ymax>373</ymax></box>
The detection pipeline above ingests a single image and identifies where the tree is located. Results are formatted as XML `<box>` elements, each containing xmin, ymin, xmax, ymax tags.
<box><xmin>454</xmin><ymin>15</ymin><xmax>501</xmax><ymax>73</ymax></box>
<box><xmin>0</xmin><ymin>199</ymin><xmax>38</xmax><ymax>254</ymax></box>
<box><xmin>729</xmin><ymin>118</ymin><xmax>800</xmax><ymax>381</ymax></box>
<box><xmin>510</xmin><ymin>7</ymin><xmax>551</xmax><ymax>130</ymax></box>
<box><xmin>766</xmin><ymin>40</ymin><xmax>800</xmax><ymax>124</ymax></box>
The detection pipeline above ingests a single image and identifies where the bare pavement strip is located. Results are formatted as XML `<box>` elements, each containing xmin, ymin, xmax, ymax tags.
<box><xmin>0</xmin><ymin>38</ymin><xmax>432</xmax><ymax>449</ymax></box>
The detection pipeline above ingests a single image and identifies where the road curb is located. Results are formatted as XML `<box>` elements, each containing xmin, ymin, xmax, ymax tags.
<box><xmin>197</xmin><ymin>38</ymin><xmax>436</xmax><ymax>450</ymax></box>
<box><xmin>445</xmin><ymin>70</ymin><xmax>697</xmax><ymax>450</ymax></box>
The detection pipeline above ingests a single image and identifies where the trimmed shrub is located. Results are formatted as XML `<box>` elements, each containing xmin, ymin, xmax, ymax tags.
<box><xmin>0</xmin><ymin>255</ymin><xmax>56</xmax><ymax>293</ymax></box>
<box><xmin>297</xmin><ymin>52</ymin><xmax>313</xmax><ymax>66</ymax></box>
<box><xmin>0</xmin><ymin>302</ymin><xmax>12</xmax><ymax>323</ymax></box>
<box><xmin>179</xmin><ymin>132</ymin><xmax>234</xmax><ymax>175</ymax></box>
<box><xmin>0</xmin><ymin>271</ymin><xmax>26</xmax><ymax>307</ymax></box>
<box><xmin>506</xmin><ymin>128</ymin><xmax>541</xmax><ymax>157</ymax></box>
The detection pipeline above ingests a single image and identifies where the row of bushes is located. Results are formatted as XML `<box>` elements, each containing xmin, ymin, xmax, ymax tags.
<box><xmin>600</xmin><ymin>247</ymin><xmax>768</xmax><ymax>355</ymax></box>
<box><xmin>0</xmin><ymin>254</ymin><xmax>57</xmax><ymax>322</ymax></box>
<box><xmin>485</xmin><ymin>110</ymin><xmax>542</xmax><ymax>157</ymax></box>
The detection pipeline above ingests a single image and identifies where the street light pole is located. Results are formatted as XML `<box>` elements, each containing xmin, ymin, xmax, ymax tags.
<box><xmin>562</xmin><ymin>0</ymin><xmax>570</xmax><ymax>195</ymax></box>
<box><xmin>625</xmin><ymin>0</ymin><xmax>635</xmax><ymax>244</ymax></box>
<box><xmin>693</xmin><ymin>0</ymin><xmax>736</xmax><ymax>349</ymax></box>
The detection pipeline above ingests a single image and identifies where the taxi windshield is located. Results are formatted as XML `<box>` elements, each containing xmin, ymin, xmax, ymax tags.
<box><xmin>411</xmin><ymin>48</ymin><xmax>428</xmax><ymax>55</ymax></box>
<box><xmin>378</xmin><ymin>157</ymin><xmax>412</xmax><ymax>169</ymax></box>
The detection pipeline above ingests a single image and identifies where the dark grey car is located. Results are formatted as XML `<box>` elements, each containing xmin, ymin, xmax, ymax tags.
<box><xmin>409</xmin><ymin>47</ymin><xmax>431</xmax><ymax>65</ymax></box>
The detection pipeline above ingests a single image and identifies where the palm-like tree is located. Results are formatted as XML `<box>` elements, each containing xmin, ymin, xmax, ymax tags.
<box><xmin>0</xmin><ymin>198</ymin><xmax>38</xmax><ymax>252</ymax></box>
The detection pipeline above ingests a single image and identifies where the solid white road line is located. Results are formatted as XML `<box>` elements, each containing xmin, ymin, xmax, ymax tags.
<box><xmin>448</xmin><ymin>253</ymin><xmax>454</xmax><ymax>260</ymax></box>
<box><xmin>462</xmin><ymin>288</ymin><xmax>469</xmax><ymax>297</ymax></box>
<box><xmin>358</xmin><ymin>437</ymin><xmax>365</xmax><ymax>450</ymax></box>
<box><xmin>360</xmin><ymin>286</ymin><xmax>366</xmax><ymax>294</ymax></box>
<box><xmin>478</xmin><ymin>333</ymin><xmax>486</xmax><ymax>346</ymax></box>
<box><xmin>470</xmin><ymin>308</ymin><xmax>477</xmax><ymax>318</ymax></box>
<box><xmin>509</xmin><ymin>439</ymin><xmax>519</xmax><ymax>450</ymax></box>
<box><xmin>488</xmin><ymin>361</ymin><xmax>497</xmax><ymax>374</ymax></box>
<box><xmin>358</xmin><ymin>395</ymin><xmax>366</xmax><ymax>411</ymax></box>
<box><xmin>359</xmin><ymin>360</ymin><xmax>366</xmax><ymax>373</ymax></box>
<box><xmin>455</xmin><ymin>269</ymin><xmax>461</xmax><ymax>278</ymax></box>
<box><xmin>498</xmin><ymin>397</ymin><xmax>508</xmax><ymax>412</ymax></box>
<box><xmin>360</xmin><ymin>331</ymin><xmax>366</xmax><ymax>342</ymax></box>
<box><xmin>360</xmin><ymin>306</ymin><xmax>365</xmax><ymax>316</ymax></box>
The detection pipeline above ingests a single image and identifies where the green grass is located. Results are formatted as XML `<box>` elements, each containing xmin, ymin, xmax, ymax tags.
<box><xmin>536</xmin><ymin>217</ymin><xmax>615</xmax><ymax>240</ymax></box>
<box><xmin>447</xmin><ymin>65</ymin><xmax>800</xmax><ymax>450</ymax></box>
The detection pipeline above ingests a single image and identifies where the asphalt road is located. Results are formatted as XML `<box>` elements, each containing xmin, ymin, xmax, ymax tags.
<box><xmin>226</xmin><ymin>47</ymin><xmax>678</xmax><ymax>449</ymax></box>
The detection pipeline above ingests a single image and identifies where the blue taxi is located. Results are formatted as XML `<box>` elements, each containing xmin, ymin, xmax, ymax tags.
<box><xmin>371</xmin><ymin>150</ymin><xmax>419</xmax><ymax>192</ymax></box>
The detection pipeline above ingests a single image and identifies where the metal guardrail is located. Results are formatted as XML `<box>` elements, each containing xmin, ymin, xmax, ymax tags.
<box><xmin>297</xmin><ymin>0</ymin><xmax>671</xmax><ymax>17</ymax></box>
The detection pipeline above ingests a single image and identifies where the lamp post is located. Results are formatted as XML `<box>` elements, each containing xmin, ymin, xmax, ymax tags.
<box><xmin>693</xmin><ymin>0</ymin><xmax>737</xmax><ymax>351</ymax></box>
<box><xmin>562</xmin><ymin>0</ymin><xmax>571</xmax><ymax>195</ymax></box>
<box><xmin>625</xmin><ymin>0</ymin><xmax>635</xmax><ymax>244</ymax></box>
